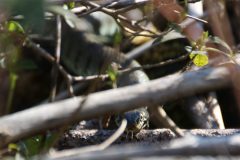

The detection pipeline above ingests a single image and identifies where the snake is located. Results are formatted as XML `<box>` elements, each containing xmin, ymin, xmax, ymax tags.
<box><xmin>60</xmin><ymin>21</ymin><xmax>150</xmax><ymax>133</ymax></box>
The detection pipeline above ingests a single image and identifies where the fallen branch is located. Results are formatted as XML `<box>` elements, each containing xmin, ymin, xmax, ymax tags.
<box><xmin>56</xmin><ymin>128</ymin><xmax>240</xmax><ymax>150</ymax></box>
<box><xmin>55</xmin><ymin>120</ymin><xmax>127</xmax><ymax>157</ymax></box>
<box><xmin>0</xmin><ymin>67</ymin><xmax>232</xmax><ymax>147</ymax></box>
<box><xmin>47</xmin><ymin>130</ymin><xmax>240</xmax><ymax>160</ymax></box>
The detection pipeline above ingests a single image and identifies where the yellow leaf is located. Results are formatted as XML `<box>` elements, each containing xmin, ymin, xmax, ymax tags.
<box><xmin>192</xmin><ymin>54</ymin><xmax>208</xmax><ymax>67</ymax></box>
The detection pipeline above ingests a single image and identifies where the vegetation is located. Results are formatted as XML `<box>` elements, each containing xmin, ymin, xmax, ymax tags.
<box><xmin>0</xmin><ymin>0</ymin><xmax>240</xmax><ymax>159</ymax></box>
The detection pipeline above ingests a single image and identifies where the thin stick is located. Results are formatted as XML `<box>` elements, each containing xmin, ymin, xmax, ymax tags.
<box><xmin>50</xmin><ymin>15</ymin><xmax>62</xmax><ymax>102</ymax></box>
<box><xmin>51</xmin><ymin>119</ymin><xmax>127</xmax><ymax>158</ymax></box>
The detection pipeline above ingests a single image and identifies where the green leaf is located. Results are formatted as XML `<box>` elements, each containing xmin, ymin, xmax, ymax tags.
<box><xmin>19</xmin><ymin>136</ymin><xmax>43</xmax><ymax>157</ymax></box>
<box><xmin>107</xmin><ymin>67</ymin><xmax>117</xmax><ymax>82</ymax></box>
<box><xmin>106</xmin><ymin>63</ymin><xmax>119</xmax><ymax>88</ymax></box>
<box><xmin>67</xmin><ymin>2</ymin><xmax>75</xmax><ymax>9</ymax></box>
<box><xmin>202</xmin><ymin>31</ymin><xmax>209</xmax><ymax>40</ymax></box>
<box><xmin>18</xmin><ymin>132</ymin><xmax>60</xmax><ymax>159</ymax></box>
<box><xmin>8</xmin><ymin>143</ymin><xmax>20</xmax><ymax>152</ymax></box>
<box><xmin>6</xmin><ymin>72</ymin><xmax>18</xmax><ymax>114</ymax></box>
<box><xmin>3</xmin><ymin>0</ymin><xmax>44</xmax><ymax>32</ymax></box>
<box><xmin>6</xmin><ymin>21</ymin><xmax>25</xmax><ymax>33</ymax></box>
<box><xmin>190</xmin><ymin>51</ymin><xmax>208</xmax><ymax>67</ymax></box>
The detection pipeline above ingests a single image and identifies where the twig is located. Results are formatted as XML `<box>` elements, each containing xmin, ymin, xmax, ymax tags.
<box><xmin>50</xmin><ymin>15</ymin><xmax>62</xmax><ymax>102</ymax></box>
<box><xmin>78</xmin><ymin>0</ymin><xmax>118</xmax><ymax>17</ymax></box>
<box><xmin>40</xmin><ymin>53</ymin><xmax>189</xmax><ymax>103</ymax></box>
<box><xmin>24</xmin><ymin>40</ymin><xmax>75</xmax><ymax>96</ymax></box>
<box><xmin>78</xmin><ymin>0</ymin><xmax>158</xmax><ymax>36</ymax></box>
<box><xmin>151</xmin><ymin>106</ymin><xmax>184</xmax><ymax>137</ymax></box>
<box><xmin>47</xmin><ymin>0</ymin><xmax>149</xmax><ymax>9</ymax></box>
<box><xmin>122</xmin><ymin>53</ymin><xmax>189</xmax><ymax>74</ymax></box>
<box><xmin>47</xmin><ymin>0</ymin><xmax>200</xmax><ymax>7</ymax></box>
<box><xmin>52</xmin><ymin>119</ymin><xmax>127</xmax><ymax>158</ymax></box>
<box><xmin>46</xmin><ymin>131</ymin><xmax>240</xmax><ymax>160</ymax></box>
<box><xmin>54</xmin><ymin>128</ymin><xmax>240</xmax><ymax>149</ymax></box>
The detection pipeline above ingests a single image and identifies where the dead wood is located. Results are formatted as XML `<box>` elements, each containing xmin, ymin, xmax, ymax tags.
<box><xmin>47</xmin><ymin>156</ymin><xmax>240</xmax><ymax>160</ymax></box>
<box><xmin>46</xmin><ymin>130</ymin><xmax>240</xmax><ymax>160</ymax></box>
<box><xmin>56</xmin><ymin>128</ymin><xmax>240</xmax><ymax>149</ymax></box>
<box><xmin>0</xmin><ymin>67</ymin><xmax>232</xmax><ymax>147</ymax></box>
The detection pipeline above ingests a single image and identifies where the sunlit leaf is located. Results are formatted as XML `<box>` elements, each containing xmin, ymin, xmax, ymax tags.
<box><xmin>202</xmin><ymin>31</ymin><xmax>209</xmax><ymax>40</ymax></box>
<box><xmin>107</xmin><ymin>67</ymin><xmax>117</xmax><ymax>82</ymax></box>
<box><xmin>190</xmin><ymin>51</ymin><xmax>208</xmax><ymax>67</ymax></box>
<box><xmin>19</xmin><ymin>136</ymin><xmax>43</xmax><ymax>157</ymax></box>
<box><xmin>8</xmin><ymin>143</ymin><xmax>20</xmax><ymax>152</ymax></box>
<box><xmin>107</xmin><ymin>63</ymin><xmax>119</xmax><ymax>88</ymax></box>
<box><xmin>6</xmin><ymin>73</ymin><xmax>18</xmax><ymax>114</ymax></box>
<box><xmin>6</xmin><ymin>21</ymin><xmax>25</xmax><ymax>33</ymax></box>
<box><xmin>3</xmin><ymin>0</ymin><xmax>44</xmax><ymax>32</ymax></box>
<box><xmin>67</xmin><ymin>2</ymin><xmax>75</xmax><ymax>9</ymax></box>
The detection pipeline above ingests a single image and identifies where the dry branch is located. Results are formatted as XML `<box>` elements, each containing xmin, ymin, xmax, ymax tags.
<box><xmin>47</xmin><ymin>130</ymin><xmax>240</xmax><ymax>160</ymax></box>
<box><xmin>48</xmin><ymin>156</ymin><xmax>240</xmax><ymax>160</ymax></box>
<box><xmin>0</xmin><ymin>67</ymin><xmax>232</xmax><ymax>147</ymax></box>
<box><xmin>57</xmin><ymin>128</ymin><xmax>240</xmax><ymax>149</ymax></box>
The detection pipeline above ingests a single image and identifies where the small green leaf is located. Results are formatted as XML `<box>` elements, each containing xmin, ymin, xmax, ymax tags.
<box><xmin>67</xmin><ymin>2</ymin><xmax>75</xmax><ymax>9</ymax></box>
<box><xmin>190</xmin><ymin>51</ymin><xmax>208</xmax><ymax>67</ymax></box>
<box><xmin>107</xmin><ymin>67</ymin><xmax>117</xmax><ymax>82</ymax></box>
<box><xmin>6</xmin><ymin>72</ymin><xmax>18</xmax><ymax>114</ymax></box>
<box><xmin>19</xmin><ymin>135</ymin><xmax>43</xmax><ymax>157</ymax></box>
<box><xmin>107</xmin><ymin>63</ymin><xmax>119</xmax><ymax>88</ymax></box>
<box><xmin>8</xmin><ymin>143</ymin><xmax>20</xmax><ymax>152</ymax></box>
<box><xmin>6</xmin><ymin>21</ymin><xmax>25</xmax><ymax>33</ymax></box>
<box><xmin>4</xmin><ymin>0</ymin><xmax>45</xmax><ymax>32</ymax></box>
<box><xmin>202</xmin><ymin>31</ymin><xmax>209</xmax><ymax>40</ymax></box>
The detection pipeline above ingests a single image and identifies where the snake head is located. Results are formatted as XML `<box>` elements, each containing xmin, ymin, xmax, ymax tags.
<box><xmin>115</xmin><ymin>109</ymin><xmax>149</xmax><ymax>133</ymax></box>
